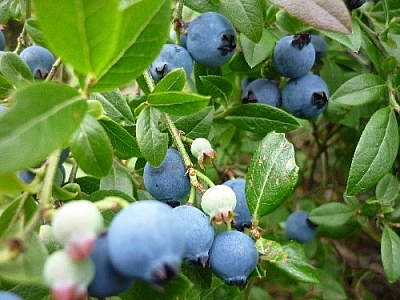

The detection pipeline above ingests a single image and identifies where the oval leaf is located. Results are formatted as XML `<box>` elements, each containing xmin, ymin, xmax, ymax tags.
<box><xmin>346</xmin><ymin>108</ymin><xmax>399</xmax><ymax>196</ymax></box>
<box><xmin>246</xmin><ymin>132</ymin><xmax>299</xmax><ymax>219</ymax></box>
<box><xmin>0</xmin><ymin>82</ymin><xmax>87</xmax><ymax>174</ymax></box>
<box><xmin>382</xmin><ymin>227</ymin><xmax>400</xmax><ymax>283</ymax></box>
<box><xmin>173</xmin><ymin>106</ymin><xmax>214</xmax><ymax>139</ymax></box>
<box><xmin>331</xmin><ymin>74</ymin><xmax>386</xmax><ymax>106</ymax></box>
<box><xmin>69</xmin><ymin>114</ymin><xmax>113</xmax><ymax>178</ymax></box>
<box><xmin>153</xmin><ymin>68</ymin><xmax>187</xmax><ymax>93</ymax></box>
<box><xmin>199</xmin><ymin>75</ymin><xmax>232</xmax><ymax>108</ymax></box>
<box><xmin>226</xmin><ymin>103</ymin><xmax>301</xmax><ymax>134</ymax></box>
<box><xmin>308</xmin><ymin>203</ymin><xmax>355</xmax><ymax>226</ymax></box>
<box><xmin>0</xmin><ymin>52</ymin><xmax>34</xmax><ymax>87</ymax></box>
<box><xmin>241</xmin><ymin>29</ymin><xmax>275</xmax><ymax>68</ymax></box>
<box><xmin>269</xmin><ymin>0</ymin><xmax>351</xmax><ymax>34</ymax></box>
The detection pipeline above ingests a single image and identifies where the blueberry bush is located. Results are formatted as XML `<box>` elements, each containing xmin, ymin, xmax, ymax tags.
<box><xmin>0</xmin><ymin>0</ymin><xmax>399</xmax><ymax>299</ymax></box>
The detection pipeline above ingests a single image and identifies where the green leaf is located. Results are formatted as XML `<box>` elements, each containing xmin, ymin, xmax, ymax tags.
<box><xmin>331</xmin><ymin>74</ymin><xmax>386</xmax><ymax>106</ymax></box>
<box><xmin>183</xmin><ymin>0</ymin><xmax>218</xmax><ymax>13</ymax></box>
<box><xmin>69</xmin><ymin>114</ymin><xmax>113</xmax><ymax>178</ymax></box>
<box><xmin>308</xmin><ymin>203</ymin><xmax>355</xmax><ymax>226</ymax></box>
<box><xmin>100</xmin><ymin>166</ymin><xmax>134</xmax><ymax>197</ymax></box>
<box><xmin>321</xmin><ymin>19</ymin><xmax>361</xmax><ymax>52</ymax></box>
<box><xmin>99</xmin><ymin>117</ymin><xmax>141</xmax><ymax>159</ymax></box>
<box><xmin>256</xmin><ymin>237</ymin><xmax>287</xmax><ymax>263</ymax></box>
<box><xmin>226</xmin><ymin>103</ymin><xmax>301</xmax><ymax>134</ymax></box>
<box><xmin>275</xmin><ymin>10</ymin><xmax>306</xmax><ymax>34</ymax></box>
<box><xmin>199</xmin><ymin>76</ymin><xmax>232</xmax><ymax>108</ymax></box>
<box><xmin>25</xmin><ymin>19</ymin><xmax>47</xmax><ymax>47</ymax></box>
<box><xmin>136</xmin><ymin>106</ymin><xmax>168</xmax><ymax>167</ymax></box>
<box><xmin>376</xmin><ymin>174</ymin><xmax>399</xmax><ymax>205</ymax></box>
<box><xmin>269</xmin><ymin>0</ymin><xmax>351</xmax><ymax>34</ymax></box>
<box><xmin>148</xmin><ymin>91</ymin><xmax>210</xmax><ymax>116</ymax></box>
<box><xmin>218</xmin><ymin>0</ymin><xmax>263</xmax><ymax>43</ymax></box>
<box><xmin>91</xmin><ymin>189</ymin><xmax>135</xmax><ymax>204</ymax></box>
<box><xmin>174</xmin><ymin>106</ymin><xmax>214</xmax><ymax>139</ymax></box>
<box><xmin>0</xmin><ymin>197</ymin><xmax>21</xmax><ymax>240</ymax></box>
<box><xmin>52</xmin><ymin>184</ymin><xmax>80</xmax><ymax>201</ymax></box>
<box><xmin>153</xmin><ymin>68</ymin><xmax>187</xmax><ymax>93</ymax></box>
<box><xmin>382</xmin><ymin>227</ymin><xmax>400</xmax><ymax>283</ymax></box>
<box><xmin>91</xmin><ymin>89</ymin><xmax>135</xmax><ymax>126</ymax></box>
<box><xmin>0</xmin><ymin>52</ymin><xmax>34</xmax><ymax>87</ymax></box>
<box><xmin>268</xmin><ymin>242</ymin><xmax>320</xmax><ymax>283</ymax></box>
<box><xmin>0</xmin><ymin>82</ymin><xmax>87</xmax><ymax>174</ymax></box>
<box><xmin>241</xmin><ymin>29</ymin><xmax>275</xmax><ymax>68</ymax></box>
<box><xmin>246</xmin><ymin>132</ymin><xmax>299</xmax><ymax>219</ymax></box>
<box><xmin>33</xmin><ymin>0</ymin><xmax>120</xmax><ymax>76</ymax></box>
<box><xmin>346</xmin><ymin>108</ymin><xmax>399</xmax><ymax>196</ymax></box>
<box><xmin>0</xmin><ymin>76</ymin><xmax>13</xmax><ymax>97</ymax></box>
<box><xmin>92</xmin><ymin>0</ymin><xmax>173</xmax><ymax>91</ymax></box>
<box><xmin>0</xmin><ymin>172</ymin><xmax>26</xmax><ymax>196</ymax></box>
<box><xmin>0</xmin><ymin>233</ymin><xmax>48</xmax><ymax>285</ymax></box>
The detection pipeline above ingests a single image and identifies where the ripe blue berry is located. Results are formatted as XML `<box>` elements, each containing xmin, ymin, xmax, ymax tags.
<box><xmin>0</xmin><ymin>291</ymin><xmax>23</xmax><ymax>300</ymax></box>
<box><xmin>343</xmin><ymin>0</ymin><xmax>365</xmax><ymax>10</ymax></box>
<box><xmin>59</xmin><ymin>147</ymin><xmax>70</xmax><ymax>165</ymax></box>
<box><xmin>273</xmin><ymin>34</ymin><xmax>315</xmax><ymax>79</ymax></box>
<box><xmin>241</xmin><ymin>78</ymin><xmax>282</xmax><ymax>108</ymax></box>
<box><xmin>310</xmin><ymin>35</ymin><xmax>328</xmax><ymax>61</ymax></box>
<box><xmin>282</xmin><ymin>74</ymin><xmax>329</xmax><ymax>119</ymax></box>
<box><xmin>88</xmin><ymin>233</ymin><xmax>135</xmax><ymax>298</ymax></box>
<box><xmin>172</xmin><ymin>205</ymin><xmax>214</xmax><ymax>266</ymax></box>
<box><xmin>0</xmin><ymin>30</ymin><xmax>5</xmax><ymax>51</ymax></box>
<box><xmin>285</xmin><ymin>211</ymin><xmax>317</xmax><ymax>243</ymax></box>
<box><xmin>19</xmin><ymin>45</ymin><xmax>55</xmax><ymax>79</ymax></box>
<box><xmin>17</xmin><ymin>170</ymin><xmax>36</xmax><ymax>184</ymax></box>
<box><xmin>187</xmin><ymin>12</ymin><xmax>237</xmax><ymax>67</ymax></box>
<box><xmin>143</xmin><ymin>148</ymin><xmax>191</xmax><ymax>207</ymax></box>
<box><xmin>54</xmin><ymin>165</ymin><xmax>66</xmax><ymax>187</ymax></box>
<box><xmin>209</xmin><ymin>231</ymin><xmax>258</xmax><ymax>286</ymax></box>
<box><xmin>149</xmin><ymin>44</ymin><xmax>193</xmax><ymax>81</ymax></box>
<box><xmin>107</xmin><ymin>200</ymin><xmax>185</xmax><ymax>286</ymax></box>
<box><xmin>222</xmin><ymin>179</ymin><xmax>252</xmax><ymax>231</ymax></box>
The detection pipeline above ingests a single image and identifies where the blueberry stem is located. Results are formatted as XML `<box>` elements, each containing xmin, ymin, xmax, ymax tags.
<box><xmin>45</xmin><ymin>57</ymin><xmax>62</xmax><ymax>82</ymax></box>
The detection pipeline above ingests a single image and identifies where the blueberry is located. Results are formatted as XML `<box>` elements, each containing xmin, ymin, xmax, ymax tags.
<box><xmin>222</xmin><ymin>179</ymin><xmax>252</xmax><ymax>231</ymax></box>
<box><xmin>0</xmin><ymin>291</ymin><xmax>23</xmax><ymax>300</ymax></box>
<box><xmin>273</xmin><ymin>34</ymin><xmax>315</xmax><ymax>79</ymax></box>
<box><xmin>285</xmin><ymin>211</ymin><xmax>317</xmax><ymax>243</ymax></box>
<box><xmin>19</xmin><ymin>45</ymin><xmax>55</xmax><ymax>79</ymax></box>
<box><xmin>59</xmin><ymin>147</ymin><xmax>70</xmax><ymax>165</ymax></box>
<box><xmin>209</xmin><ymin>231</ymin><xmax>258</xmax><ymax>286</ymax></box>
<box><xmin>282</xmin><ymin>74</ymin><xmax>329</xmax><ymax>119</ymax></box>
<box><xmin>310</xmin><ymin>35</ymin><xmax>328</xmax><ymax>61</ymax></box>
<box><xmin>17</xmin><ymin>170</ymin><xmax>36</xmax><ymax>184</ymax></box>
<box><xmin>143</xmin><ymin>148</ymin><xmax>191</xmax><ymax>207</ymax></box>
<box><xmin>241</xmin><ymin>78</ymin><xmax>282</xmax><ymax>108</ymax></box>
<box><xmin>54</xmin><ymin>164</ymin><xmax>66</xmax><ymax>186</ymax></box>
<box><xmin>0</xmin><ymin>30</ymin><xmax>5</xmax><ymax>51</ymax></box>
<box><xmin>172</xmin><ymin>205</ymin><xmax>215</xmax><ymax>266</ymax></box>
<box><xmin>88</xmin><ymin>233</ymin><xmax>135</xmax><ymax>298</ymax></box>
<box><xmin>343</xmin><ymin>0</ymin><xmax>365</xmax><ymax>10</ymax></box>
<box><xmin>149</xmin><ymin>44</ymin><xmax>193</xmax><ymax>82</ymax></box>
<box><xmin>107</xmin><ymin>200</ymin><xmax>185</xmax><ymax>286</ymax></box>
<box><xmin>186</xmin><ymin>12</ymin><xmax>237</xmax><ymax>67</ymax></box>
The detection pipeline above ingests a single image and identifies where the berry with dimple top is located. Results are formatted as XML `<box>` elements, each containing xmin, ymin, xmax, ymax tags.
<box><xmin>43</xmin><ymin>250</ymin><xmax>95</xmax><ymax>300</ymax></box>
<box><xmin>51</xmin><ymin>200</ymin><xmax>103</xmax><ymax>261</ymax></box>
<box><xmin>241</xmin><ymin>78</ymin><xmax>282</xmax><ymax>108</ymax></box>
<box><xmin>186</xmin><ymin>12</ymin><xmax>237</xmax><ymax>67</ymax></box>
<box><xmin>209</xmin><ymin>230</ymin><xmax>259</xmax><ymax>286</ymax></box>
<box><xmin>282</xmin><ymin>74</ymin><xmax>329</xmax><ymax>119</ymax></box>
<box><xmin>273</xmin><ymin>34</ymin><xmax>315</xmax><ymax>79</ymax></box>
<box><xmin>19</xmin><ymin>45</ymin><xmax>55</xmax><ymax>79</ymax></box>
<box><xmin>143</xmin><ymin>148</ymin><xmax>191</xmax><ymax>207</ymax></box>
<box><xmin>88</xmin><ymin>232</ymin><xmax>135</xmax><ymax>298</ymax></box>
<box><xmin>201</xmin><ymin>185</ymin><xmax>237</xmax><ymax>224</ymax></box>
<box><xmin>285</xmin><ymin>211</ymin><xmax>317</xmax><ymax>243</ymax></box>
<box><xmin>172</xmin><ymin>205</ymin><xmax>215</xmax><ymax>266</ymax></box>
<box><xmin>0</xmin><ymin>291</ymin><xmax>23</xmax><ymax>300</ymax></box>
<box><xmin>107</xmin><ymin>200</ymin><xmax>185</xmax><ymax>287</ymax></box>
<box><xmin>149</xmin><ymin>44</ymin><xmax>193</xmax><ymax>82</ymax></box>
<box><xmin>223</xmin><ymin>178</ymin><xmax>252</xmax><ymax>231</ymax></box>
<box><xmin>191</xmin><ymin>138</ymin><xmax>216</xmax><ymax>169</ymax></box>
<box><xmin>0</xmin><ymin>30</ymin><xmax>5</xmax><ymax>51</ymax></box>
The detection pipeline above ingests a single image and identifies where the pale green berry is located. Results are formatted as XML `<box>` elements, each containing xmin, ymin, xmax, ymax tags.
<box><xmin>190</xmin><ymin>138</ymin><xmax>216</xmax><ymax>168</ymax></box>
<box><xmin>201</xmin><ymin>185</ymin><xmax>237</xmax><ymax>224</ymax></box>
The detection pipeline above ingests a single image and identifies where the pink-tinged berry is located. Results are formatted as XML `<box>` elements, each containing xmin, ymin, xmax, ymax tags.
<box><xmin>201</xmin><ymin>185</ymin><xmax>237</xmax><ymax>224</ymax></box>
<box><xmin>190</xmin><ymin>138</ymin><xmax>216</xmax><ymax>169</ymax></box>
<box><xmin>43</xmin><ymin>250</ymin><xmax>95</xmax><ymax>300</ymax></box>
<box><xmin>51</xmin><ymin>200</ymin><xmax>103</xmax><ymax>261</ymax></box>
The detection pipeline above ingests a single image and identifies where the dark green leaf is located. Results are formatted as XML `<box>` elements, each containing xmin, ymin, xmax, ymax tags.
<box><xmin>269</xmin><ymin>0</ymin><xmax>352</xmax><ymax>34</ymax></box>
<box><xmin>331</xmin><ymin>74</ymin><xmax>386</xmax><ymax>106</ymax></box>
<box><xmin>135</xmin><ymin>106</ymin><xmax>168</xmax><ymax>167</ymax></box>
<box><xmin>199</xmin><ymin>76</ymin><xmax>232</xmax><ymax>108</ymax></box>
<box><xmin>241</xmin><ymin>29</ymin><xmax>275</xmax><ymax>68</ymax></box>
<box><xmin>183</xmin><ymin>0</ymin><xmax>218</xmax><ymax>13</ymax></box>
<box><xmin>0</xmin><ymin>52</ymin><xmax>34</xmax><ymax>87</ymax></box>
<box><xmin>246</xmin><ymin>132</ymin><xmax>299</xmax><ymax>219</ymax></box>
<box><xmin>25</xmin><ymin>19</ymin><xmax>47</xmax><ymax>47</ymax></box>
<box><xmin>100</xmin><ymin>166</ymin><xmax>134</xmax><ymax>197</ymax></box>
<box><xmin>153</xmin><ymin>68</ymin><xmax>187</xmax><ymax>93</ymax></box>
<box><xmin>52</xmin><ymin>184</ymin><xmax>79</xmax><ymax>201</ymax></box>
<box><xmin>74</xmin><ymin>176</ymin><xmax>100</xmax><ymax>194</ymax></box>
<box><xmin>376</xmin><ymin>174</ymin><xmax>399</xmax><ymax>205</ymax></box>
<box><xmin>346</xmin><ymin>108</ymin><xmax>399</xmax><ymax>196</ymax></box>
<box><xmin>91</xmin><ymin>89</ymin><xmax>135</xmax><ymax>126</ymax></box>
<box><xmin>99</xmin><ymin>117</ymin><xmax>141</xmax><ymax>159</ymax></box>
<box><xmin>93</xmin><ymin>0</ymin><xmax>173</xmax><ymax>91</ymax></box>
<box><xmin>309</xmin><ymin>203</ymin><xmax>355</xmax><ymax>226</ymax></box>
<box><xmin>148</xmin><ymin>91</ymin><xmax>210</xmax><ymax>116</ymax></box>
<box><xmin>69</xmin><ymin>114</ymin><xmax>113</xmax><ymax>178</ymax></box>
<box><xmin>382</xmin><ymin>227</ymin><xmax>400</xmax><ymax>283</ymax></box>
<box><xmin>174</xmin><ymin>106</ymin><xmax>214</xmax><ymax>139</ymax></box>
<box><xmin>0</xmin><ymin>197</ymin><xmax>21</xmax><ymax>239</ymax></box>
<box><xmin>226</xmin><ymin>103</ymin><xmax>301</xmax><ymax>134</ymax></box>
<box><xmin>0</xmin><ymin>82</ymin><xmax>87</xmax><ymax>174</ymax></box>
<box><xmin>321</xmin><ymin>19</ymin><xmax>361</xmax><ymax>52</ymax></box>
<box><xmin>0</xmin><ymin>75</ymin><xmax>14</xmax><ymax>97</ymax></box>
<box><xmin>275</xmin><ymin>10</ymin><xmax>305</xmax><ymax>34</ymax></box>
